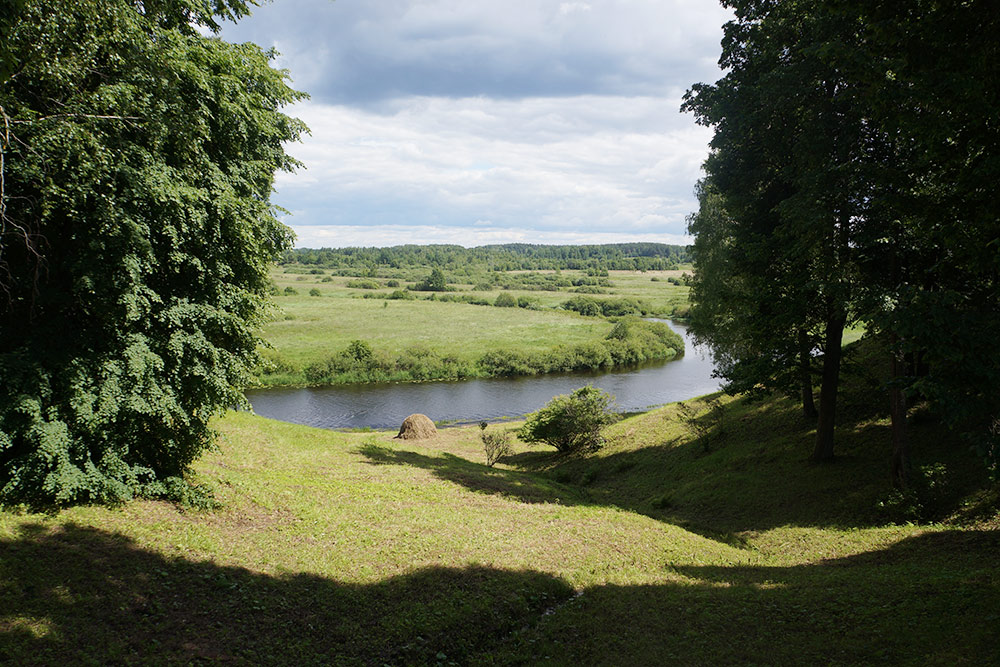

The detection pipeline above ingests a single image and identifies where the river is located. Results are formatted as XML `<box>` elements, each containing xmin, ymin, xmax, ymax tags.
<box><xmin>245</xmin><ymin>321</ymin><xmax>720</xmax><ymax>430</ymax></box>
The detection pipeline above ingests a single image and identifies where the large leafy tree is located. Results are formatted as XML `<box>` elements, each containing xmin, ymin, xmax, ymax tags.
<box><xmin>685</xmin><ymin>178</ymin><xmax>821</xmax><ymax>421</ymax></box>
<box><xmin>0</xmin><ymin>0</ymin><xmax>306</xmax><ymax>506</ymax></box>
<box><xmin>686</xmin><ymin>0</ymin><xmax>999</xmax><ymax>481</ymax></box>
<box><xmin>684</xmin><ymin>0</ymin><xmax>873</xmax><ymax>462</ymax></box>
<box><xmin>848</xmin><ymin>0</ymin><xmax>1000</xmax><ymax>482</ymax></box>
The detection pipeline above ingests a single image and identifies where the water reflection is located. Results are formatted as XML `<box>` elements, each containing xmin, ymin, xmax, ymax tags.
<box><xmin>246</xmin><ymin>321</ymin><xmax>720</xmax><ymax>430</ymax></box>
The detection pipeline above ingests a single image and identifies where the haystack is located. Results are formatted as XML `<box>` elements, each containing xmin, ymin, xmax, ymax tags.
<box><xmin>395</xmin><ymin>413</ymin><xmax>437</xmax><ymax>440</ymax></box>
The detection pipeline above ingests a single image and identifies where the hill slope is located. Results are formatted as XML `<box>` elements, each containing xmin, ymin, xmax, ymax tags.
<box><xmin>1</xmin><ymin>380</ymin><xmax>997</xmax><ymax>664</ymax></box>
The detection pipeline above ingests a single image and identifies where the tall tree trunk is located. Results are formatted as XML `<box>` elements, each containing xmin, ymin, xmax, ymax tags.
<box><xmin>889</xmin><ymin>333</ymin><xmax>910</xmax><ymax>489</ymax></box>
<box><xmin>811</xmin><ymin>312</ymin><xmax>845</xmax><ymax>462</ymax></box>
<box><xmin>798</xmin><ymin>328</ymin><xmax>818</xmax><ymax>420</ymax></box>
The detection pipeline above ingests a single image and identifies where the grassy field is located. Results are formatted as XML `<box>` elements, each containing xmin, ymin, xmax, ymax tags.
<box><xmin>259</xmin><ymin>267</ymin><xmax>691</xmax><ymax>385</ymax></box>
<box><xmin>2</xmin><ymin>370</ymin><xmax>996</xmax><ymax>663</ymax></box>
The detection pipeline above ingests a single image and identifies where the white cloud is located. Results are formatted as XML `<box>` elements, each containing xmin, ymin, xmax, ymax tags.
<box><xmin>223</xmin><ymin>0</ymin><xmax>732</xmax><ymax>104</ymax></box>
<box><xmin>274</xmin><ymin>95</ymin><xmax>712</xmax><ymax>245</ymax></box>
<box><xmin>221</xmin><ymin>0</ymin><xmax>732</xmax><ymax>248</ymax></box>
<box><xmin>287</xmin><ymin>223</ymin><xmax>692</xmax><ymax>249</ymax></box>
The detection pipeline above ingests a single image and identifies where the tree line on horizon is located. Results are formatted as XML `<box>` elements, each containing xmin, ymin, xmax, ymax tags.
<box><xmin>280</xmin><ymin>242</ymin><xmax>690</xmax><ymax>272</ymax></box>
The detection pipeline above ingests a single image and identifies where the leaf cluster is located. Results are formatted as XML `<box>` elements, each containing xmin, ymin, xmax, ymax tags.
<box><xmin>0</xmin><ymin>0</ymin><xmax>305</xmax><ymax>507</ymax></box>
<box><xmin>517</xmin><ymin>386</ymin><xmax>619</xmax><ymax>454</ymax></box>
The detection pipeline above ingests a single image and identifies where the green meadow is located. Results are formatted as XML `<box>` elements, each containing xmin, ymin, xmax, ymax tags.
<box><xmin>2</xmin><ymin>372</ymin><xmax>996</xmax><ymax>664</ymax></box>
<box><xmin>259</xmin><ymin>267</ymin><xmax>691</xmax><ymax>386</ymax></box>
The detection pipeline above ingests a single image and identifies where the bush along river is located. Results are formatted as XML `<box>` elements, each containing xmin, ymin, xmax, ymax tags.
<box><xmin>245</xmin><ymin>321</ymin><xmax>720</xmax><ymax>430</ymax></box>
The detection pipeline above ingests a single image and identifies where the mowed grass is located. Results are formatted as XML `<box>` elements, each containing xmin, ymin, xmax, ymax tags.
<box><xmin>2</xmin><ymin>376</ymin><xmax>997</xmax><ymax>664</ymax></box>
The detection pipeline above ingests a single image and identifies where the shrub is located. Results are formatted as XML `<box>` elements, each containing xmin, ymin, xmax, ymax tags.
<box><xmin>494</xmin><ymin>292</ymin><xmax>518</xmax><ymax>307</ymax></box>
<box><xmin>517</xmin><ymin>296</ymin><xmax>540</xmax><ymax>309</ymax></box>
<box><xmin>600</xmin><ymin>297</ymin><xmax>644</xmax><ymax>317</ymax></box>
<box><xmin>346</xmin><ymin>278</ymin><xmax>381</xmax><ymax>289</ymax></box>
<box><xmin>386</xmin><ymin>279</ymin><xmax>400</xmax><ymax>287</ymax></box>
<box><xmin>309</xmin><ymin>288</ymin><xmax>321</xmax><ymax>296</ymax></box>
<box><xmin>677</xmin><ymin>397</ymin><xmax>725</xmax><ymax>453</ymax></box>
<box><xmin>517</xmin><ymin>386</ymin><xmax>618</xmax><ymax>453</ymax></box>
<box><xmin>480</xmin><ymin>422</ymin><xmax>514</xmax><ymax>467</ymax></box>
<box><xmin>283</xmin><ymin>286</ymin><xmax>298</xmax><ymax>295</ymax></box>
<box><xmin>413</xmin><ymin>268</ymin><xmax>448</xmax><ymax>291</ymax></box>
<box><xmin>477</xmin><ymin>349</ymin><xmax>544</xmax><ymax>376</ymax></box>
<box><xmin>562</xmin><ymin>295</ymin><xmax>602</xmax><ymax>317</ymax></box>
<box><xmin>345</xmin><ymin>339</ymin><xmax>374</xmax><ymax>363</ymax></box>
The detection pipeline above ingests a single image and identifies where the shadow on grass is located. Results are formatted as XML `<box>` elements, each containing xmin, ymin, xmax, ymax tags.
<box><xmin>359</xmin><ymin>444</ymin><xmax>587</xmax><ymax>506</ymax></box>
<box><xmin>498</xmin><ymin>529</ymin><xmax>1000</xmax><ymax>664</ymax></box>
<box><xmin>0</xmin><ymin>523</ymin><xmax>574</xmax><ymax>665</ymax></box>
<box><xmin>508</xmin><ymin>393</ymin><xmax>988</xmax><ymax>537</ymax></box>
<box><xmin>356</xmin><ymin>399</ymin><xmax>903</xmax><ymax>539</ymax></box>
<box><xmin>2</xmin><ymin>523</ymin><xmax>997</xmax><ymax>665</ymax></box>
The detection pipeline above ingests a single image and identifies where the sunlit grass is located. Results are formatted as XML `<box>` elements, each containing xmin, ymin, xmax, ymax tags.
<box><xmin>2</xmin><ymin>382</ymin><xmax>996</xmax><ymax>663</ymax></box>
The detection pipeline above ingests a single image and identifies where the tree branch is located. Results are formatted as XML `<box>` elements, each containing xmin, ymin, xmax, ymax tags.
<box><xmin>12</xmin><ymin>113</ymin><xmax>142</xmax><ymax>124</ymax></box>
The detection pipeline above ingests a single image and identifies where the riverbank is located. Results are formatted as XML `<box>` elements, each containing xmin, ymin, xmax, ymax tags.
<box><xmin>3</xmin><ymin>381</ymin><xmax>996</xmax><ymax>663</ymax></box>
<box><xmin>246</xmin><ymin>319</ymin><xmax>716</xmax><ymax>430</ymax></box>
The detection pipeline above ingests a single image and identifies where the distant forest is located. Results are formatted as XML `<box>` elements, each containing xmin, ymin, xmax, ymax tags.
<box><xmin>280</xmin><ymin>243</ymin><xmax>690</xmax><ymax>272</ymax></box>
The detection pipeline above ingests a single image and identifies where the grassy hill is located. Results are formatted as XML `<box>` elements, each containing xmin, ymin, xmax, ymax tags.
<box><xmin>1</xmin><ymin>377</ymin><xmax>997</xmax><ymax>664</ymax></box>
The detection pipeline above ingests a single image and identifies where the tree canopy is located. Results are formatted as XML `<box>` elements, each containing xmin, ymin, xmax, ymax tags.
<box><xmin>0</xmin><ymin>0</ymin><xmax>306</xmax><ymax>506</ymax></box>
<box><xmin>280</xmin><ymin>243</ymin><xmax>690</xmax><ymax>273</ymax></box>
<box><xmin>684</xmin><ymin>0</ymin><xmax>999</xmax><ymax>479</ymax></box>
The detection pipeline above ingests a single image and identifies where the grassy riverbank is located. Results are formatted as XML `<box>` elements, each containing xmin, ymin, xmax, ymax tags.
<box><xmin>2</xmin><ymin>377</ymin><xmax>996</xmax><ymax>663</ymax></box>
<box><xmin>258</xmin><ymin>267</ymin><xmax>690</xmax><ymax>386</ymax></box>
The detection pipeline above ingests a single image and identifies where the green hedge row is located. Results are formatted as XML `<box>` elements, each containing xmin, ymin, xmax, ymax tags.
<box><xmin>259</xmin><ymin>318</ymin><xmax>683</xmax><ymax>386</ymax></box>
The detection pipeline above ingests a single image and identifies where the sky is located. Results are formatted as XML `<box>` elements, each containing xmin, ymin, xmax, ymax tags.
<box><xmin>220</xmin><ymin>0</ymin><xmax>733</xmax><ymax>249</ymax></box>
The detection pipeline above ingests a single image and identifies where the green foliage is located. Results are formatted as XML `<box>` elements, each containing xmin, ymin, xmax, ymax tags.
<box><xmin>683</xmin><ymin>0</ymin><xmax>1000</xmax><ymax>470</ymax></box>
<box><xmin>479</xmin><ymin>422</ymin><xmax>513</xmax><ymax>467</ymax></box>
<box><xmin>562</xmin><ymin>296</ymin><xmax>648</xmax><ymax>318</ymax></box>
<box><xmin>303</xmin><ymin>341</ymin><xmax>473</xmax><ymax>385</ymax></box>
<box><xmin>308</xmin><ymin>288</ymin><xmax>321</xmax><ymax>297</ymax></box>
<box><xmin>876</xmin><ymin>464</ymin><xmax>955</xmax><ymax>524</ymax></box>
<box><xmin>283</xmin><ymin>286</ymin><xmax>299</xmax><ymax>296</ymax></box>
<box><xmin>434</xmin><ymin>293</ymin><xmax>491</xmax><ymax>306</ymax></box>
<box><xmin>562</xmin><ymin>296</ymin><xmax>603</xmax><ymax>317</ymax></box>
<box><xmin>494</xmin><ymin>292</ymin><xmax>518</xmax><ymax>308</ymax></box>
<box><xmin>677</xmin><ymin>397</ymin><xmax>726</xmax><ymax>453</ymax></box>
<box><xmin>297</xmin><ymin>318</ymin><xmax>682</xmax><ymax>386</ymax></box>
<box><xmin>474</xmin><ymin>319</ymin><xmax>681</xmax><ymax>378</ymax></box>
<box><xmin>518</xmin><ymin>387</ymin><xmax>619</xmax><ymax>453</ymax></box>
<box><xmin>413</xmin><ymin>268</ymin><xmax>448</xmax><ymax>292</ymax></box>
<box><xmin>281</xmin><ymin>243</ymin><xmax>689</xmax><ymax>272</ymax></box>
<box><xmin>0</xmin><ymin>0</ymin><xmax>304</xmax><ymax>507</ymax></box>
<box><xmin>345</xmin><ymin>279</ymin><xmax>381</xmax><ymax>289</ymax></box>
<box><xmin>517</xmin><ymin>296</ymin><xmax>540</xmax><ymax>310</ymax></box>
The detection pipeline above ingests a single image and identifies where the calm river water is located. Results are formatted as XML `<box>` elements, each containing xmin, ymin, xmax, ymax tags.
<box><xmin>245</xmin><ymin>321</ymin><xmax>721</xmax><ymax>430</ymax></box>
